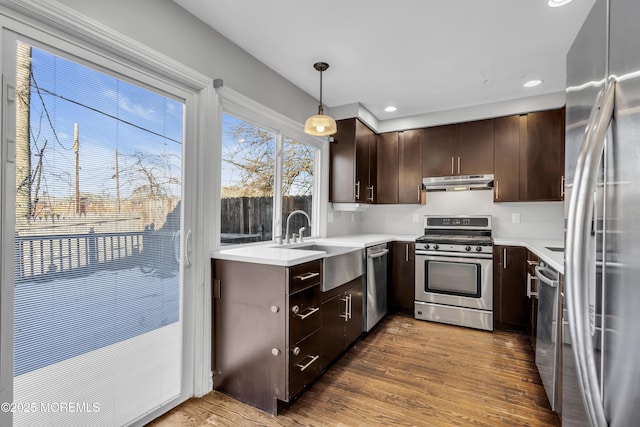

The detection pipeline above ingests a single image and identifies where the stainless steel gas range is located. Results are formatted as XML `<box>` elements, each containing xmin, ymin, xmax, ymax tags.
<box><xmin>414</xmin><ymin>215</ymin><xmax>493</xmax><ymax>331</ymax></box>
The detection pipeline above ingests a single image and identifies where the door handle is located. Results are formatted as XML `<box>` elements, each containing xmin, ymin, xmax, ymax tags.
<box><xmin>565</xmin><ymin>80</ymin><xmax>614</xmax><ymax>427</ymax></box>
<box><xmin>184</xmin><ymin>229</ymin><xmax>192</xmax><ymax>267</ymax></box>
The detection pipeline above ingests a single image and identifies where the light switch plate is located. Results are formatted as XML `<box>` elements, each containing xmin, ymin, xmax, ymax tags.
<box><xmin>512</xmin><ymin>213</ymin><xmax>521</xmax><ymax>224</ymax></box>
<box><xmin>412</xmin><ymin>213</ymin><xmax>419</xmax><ymax>223</ymax></box>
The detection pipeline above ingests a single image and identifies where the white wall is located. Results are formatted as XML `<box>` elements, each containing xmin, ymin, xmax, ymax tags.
<box><xmin>334</xmin><ymin>190</ymin><xmax>564</xmax><ymax>240</ymax></box>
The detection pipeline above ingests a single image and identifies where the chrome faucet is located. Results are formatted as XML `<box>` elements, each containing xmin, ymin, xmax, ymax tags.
<box><xmin>284</xmin><ymin>210</ymin><xmax>311</xmax><ymax>244</ymax></box>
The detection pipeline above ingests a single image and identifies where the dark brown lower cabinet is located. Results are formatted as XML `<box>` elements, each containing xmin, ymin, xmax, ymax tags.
<box><xmin>320</xmin><ymin>277</ymin><xmax>363</xmax><ymax>368</ymax></box>
<box><xmin>212</xmin><ymin>258</ymin><xmax>323</xmax><ymax>414</ymax></box>
<box><xmin>390</xmin><ymin>241</ymin><xmax>415</xmax><ymax>313</ymax></box>
<box><xmin>493</xmin><ymin>245</ymin><xmax>528</xmax><ymax>332</ymax></box>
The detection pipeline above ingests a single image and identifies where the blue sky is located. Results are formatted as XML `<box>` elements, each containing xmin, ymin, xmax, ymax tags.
<box><xmin>29</xmin><ymin>47</ymin><xmax>184</xmax><ymax>200</ymax></box>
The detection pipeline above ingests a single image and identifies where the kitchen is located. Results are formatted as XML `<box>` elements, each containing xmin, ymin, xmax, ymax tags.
<box><xmin>0</xmin><ymin>0</ymin><xmax>637</xmax><ymax>426</ymax></box>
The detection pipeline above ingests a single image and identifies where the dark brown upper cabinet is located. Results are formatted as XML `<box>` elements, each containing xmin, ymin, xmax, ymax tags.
<box><xmin>422</xmin><ymin>119</ymin><xmax>494</xmax><ymax>177</ymax></box>
<box><xmin>330</xmin><ymin>118</ymin><xmax>377</xmax><ymax>203</ymax></box>
<box><xmin>493</xmin><ymin>107</ymin><xmax>565</xmax><ymax>202</ymax></box>
<box><xmin>398</xmin><ymin>129</ymin><xmax>424</xmax><ymax>204</ymax></box>
<box><xmin>377</xmin><ymin>130</ymin><xmax>423</xmax><ymax>204</ymax></box>
<box><xmin>376</xmin><ymin>132</ymin><xmax>399</xmax><ymax>204</ymax></box>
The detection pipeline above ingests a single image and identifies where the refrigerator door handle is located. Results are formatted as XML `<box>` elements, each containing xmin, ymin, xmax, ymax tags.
<box><xmin>566</xmin><ymin>80</ymin><xmax>615</xmax><ymax>427</ymax></box>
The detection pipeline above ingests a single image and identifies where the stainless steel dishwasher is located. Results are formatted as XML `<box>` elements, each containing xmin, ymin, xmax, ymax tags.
<box><xmin>535</xmin><ymin>262</ymin><xmax>561</xmax><ymax>411</ymax></box>
<box><xmin>364</xmin><ymin>243</ymin><xmax>389</xmax><ymax>332</ymax></box>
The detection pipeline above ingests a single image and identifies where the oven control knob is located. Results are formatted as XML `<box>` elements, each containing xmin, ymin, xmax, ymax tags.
<box><xmin>433</xmin><ymin>244</ymin><xmax>439</xmax><ymax>250</ymax></box>
<box><xmin>465</xmin><ymin>246</ymin><xmax>471</xmax><ymax>252</ymax></box>
<box><xmin>475</xmin><ymin>246</ymin><xmax>483</xmax><ymax>252</ymax></box>
<box><xmin>424</xmin><ymin>244</ymin><xmax>430</xmax><ymax>250</ymax></box>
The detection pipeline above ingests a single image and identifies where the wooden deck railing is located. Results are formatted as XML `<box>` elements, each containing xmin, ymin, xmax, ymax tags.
<box><xmin>13</xmin><ymin>230</ymin><xmax>171</xmax><ymax>283</ymax></box>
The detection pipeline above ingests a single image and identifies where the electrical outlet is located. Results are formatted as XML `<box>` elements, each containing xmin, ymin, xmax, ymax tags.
<box><xmin>512</xmin><ymin>213</ymin><xmax>521</xmax><ymax>224</ymax></box>
<box><xmin>412</xmin><ymin>213</ymin><xmax>420</xmax><ymax>223</ymax></box>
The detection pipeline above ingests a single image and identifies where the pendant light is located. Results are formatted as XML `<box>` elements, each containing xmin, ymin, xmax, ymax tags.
<box><xmin>304</xmin><ymin>62</ymin><xmax>337</xmax><ymax>136</ymax></box>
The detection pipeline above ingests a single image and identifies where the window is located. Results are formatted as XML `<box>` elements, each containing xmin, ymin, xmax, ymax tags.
<box><xmin>220</xmin><ymin>112</ymin><xmax>318</xmax><ymax>246</ymax></box>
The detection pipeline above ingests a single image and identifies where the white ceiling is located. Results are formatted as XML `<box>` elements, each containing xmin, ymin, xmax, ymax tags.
<box><xmin>173</xmin><ymin>0</ymin><xmax>594</xmax><ymax>121</ymax></box>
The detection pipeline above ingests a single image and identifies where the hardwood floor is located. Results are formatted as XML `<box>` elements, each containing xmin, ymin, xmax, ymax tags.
<box><xmin>148</xmin><ymin>314</ymin><xmax>559</xmax><ymax>426</ymax></box>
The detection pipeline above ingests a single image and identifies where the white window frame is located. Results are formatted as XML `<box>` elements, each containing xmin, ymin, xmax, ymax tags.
<box><xmin>0</xmin><ymin>1</ymin><xmax>215</xmax><ymax>425</ymax></box>
<box><xmin>217</xmin><ymin>86</ymin><xmax>328</xmax><ymax>248</ymax></box>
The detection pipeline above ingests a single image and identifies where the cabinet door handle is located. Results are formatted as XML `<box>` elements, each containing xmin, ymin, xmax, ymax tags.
<box><xmin>561</xmin><ymin>175</ymin><xmax>565</xmax><ymax>199</ymax></box>
<box><xmin>355</xmin><ymin>181</ymin><xmax>361</xmax><ymax>200</ymax></box>
<box><xmin>451</xmin><ymin>157</ymin><xmax>455</xmax><ymax>174</ymax></box>
<box><xmin>296</xmin><ymin>306</ymin><xmax>319</xmax><ymax>320</ymax></box>
<box><xmin>527</xmin><ymin>260</ymin><xmax>540</xmax><ymax>266</ymax></box>
<box><xmin>296</xmin><ymin>355</ymin><xmax>320</xmax><ymax>372</ymax></box>
<box><xmin>495</xmin><ymin>180</ymin><xmax>499</xmax><ymax>200</ymax></box>
<box><xmin>457</xmin><ymin>156</ymin><xmax>461</xmax><ymax>174</ymax></box>
<box><xmin>527</xmin><ymin>273</ymin><xmax>539</xmax><ymax>298</ymax></box>
<box><xmin>340</xmin><ymin>296</ymin><xmax>349</xmax><ymax>320</ymax></box>
<box><xmin>503</xmin><ymin>248</ymin><xmax>507</xmax><ymax>269</ymax></box>
<box><xmin>294</xmin><ymin>272</ymin><xmax>320</xmax><ymax>281</ymax></box>
<box><xmin>405</xmin><ymin>244</ymin><xmax>409</xmax><ymax>262</ymax></box>
<box><xmin>367</xmin><ymin>185</ymin><xmax>374</xmax><ymax>202</ymax></box>
<box><xmin>348</xmin><ymin>294</ymin><xmax>352</xmax><ymax>320</ymax></box>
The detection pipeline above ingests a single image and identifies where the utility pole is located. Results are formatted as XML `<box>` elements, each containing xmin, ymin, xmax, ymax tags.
<box><xmin>115</xmin><ymin>149</ymin><xmax>121</xmax><ymax>214</ymax></box>
<box><xmin>16</xmin><ymin>42</ymin><xmax>32</xmax><ymax>219</ymax></box>
<box><xmin>74</xmin><ymin>123</ymin><xmax>80</xmax><ymax>215</ymax></box>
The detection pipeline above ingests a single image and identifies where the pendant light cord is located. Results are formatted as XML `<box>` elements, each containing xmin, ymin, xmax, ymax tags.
<box><xmin>318</xmin><ymin>68</ymin><xmax>324</xmax><ymax>115</ymax></box>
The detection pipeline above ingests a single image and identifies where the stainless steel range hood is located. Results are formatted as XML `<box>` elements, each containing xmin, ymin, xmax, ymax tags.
<box><xmin>422</xmin><ymin>174</ymin><xmax>494</xmax><ymax>192</ymax></box>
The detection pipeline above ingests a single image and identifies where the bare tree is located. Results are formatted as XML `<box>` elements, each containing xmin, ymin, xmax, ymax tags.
<box><xmin>222</xmin><ymin>120</ymin><xmax>314</xmax><ymax>197</ymax></box>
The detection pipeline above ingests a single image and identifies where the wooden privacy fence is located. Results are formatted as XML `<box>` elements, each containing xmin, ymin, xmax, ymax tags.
<box><xmin>14</xmin><ymin>230</ymin><xmax>177</xmax><ymax>283</ymax></box>
<box><xmin>220</xmin><ymin>196</ymin><xmax>312</xmax><ymax>243</ymax></box>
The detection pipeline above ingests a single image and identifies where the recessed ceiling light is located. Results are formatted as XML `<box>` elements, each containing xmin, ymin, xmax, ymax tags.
<box><xmin>384</xmin><ymin>106</ymin><xmax>397</xmax><ymax>112</ymax></box>
<box><xmin>548</xmin><ymin>0</ymin><xmax>573</xmax><ymax>7</ymax></box>
<box><xmin>524</xmin><ymin>79</ymin><xmax>543</xmax><ymax>88</ymax></box>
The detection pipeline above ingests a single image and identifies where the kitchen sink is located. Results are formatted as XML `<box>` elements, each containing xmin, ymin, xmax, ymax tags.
<box><xmin>274</xmin><ymin>243</ymin><xmax>364</xmax><ymax>291</ymax></box>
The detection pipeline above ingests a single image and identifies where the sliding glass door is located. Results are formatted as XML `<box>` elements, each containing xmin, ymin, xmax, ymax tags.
<box><xmin>4</xmin><ymin>34</ymin><xmax>187</xmax><ymax>426</ymax></box>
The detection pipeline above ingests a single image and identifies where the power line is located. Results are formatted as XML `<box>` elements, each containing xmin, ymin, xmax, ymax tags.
<box><xmin>34</xmin><ymin>85</ymin><xmax>183</xmax><ymax>145</ymax></box>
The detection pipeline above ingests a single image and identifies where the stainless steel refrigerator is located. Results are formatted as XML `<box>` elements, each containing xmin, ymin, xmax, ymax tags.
<box><xmin>564</xmin><ymin>0</ymin><xmax>640</xmax><ymax>425</ymax></box>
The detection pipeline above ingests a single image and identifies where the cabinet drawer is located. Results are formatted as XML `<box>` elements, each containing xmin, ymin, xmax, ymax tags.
<box><xmin>289</xmin><ymin>259</ymin><xmax>322</xmax><ymax>293</ymax></box>
<box><xmin>289</xmin><ymin>284</ymin><xmax>321</xmax><ymax>344</ymax></box>
<box><xmin>289</xmin><ymin>331</ymin><xmax>322</xmax><ymax>399</ymax></box>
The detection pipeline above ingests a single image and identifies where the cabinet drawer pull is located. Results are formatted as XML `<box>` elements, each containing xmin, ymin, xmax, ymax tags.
<box><xmin>296</xmin><ymin>306</ymin><xmax>319</xmax><ymax>320</ymax></box>
<box><xmin>296</xmin><ymin>354</ymin><xmax>320</xmax><ymax>372</ymax></box>
<box><xmin>294</xmin><ymin>272</ymin><xmax>320</xmax><ymax>281</ymax></box>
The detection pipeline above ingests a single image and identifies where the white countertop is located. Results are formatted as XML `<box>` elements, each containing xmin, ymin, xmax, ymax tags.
<box><xmin>212</xmin><ymin>233</ymin><xmax>564</xmax><ymax>272</ymax></box>
<box><xmin>493</xmin><ymin>237</ymin><xmax>564</xmax><ymax>274</ymax></box>
<box><xmin>212</xmin><ymin>234</ymin><xmax>419</xmax><ymax>266</ymax></box>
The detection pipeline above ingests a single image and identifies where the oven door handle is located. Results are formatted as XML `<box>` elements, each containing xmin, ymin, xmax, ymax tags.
<box><xmin>415</xmin><ymin>250</ymin><xmax>492</xmax><ymax>260</ymax></box>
